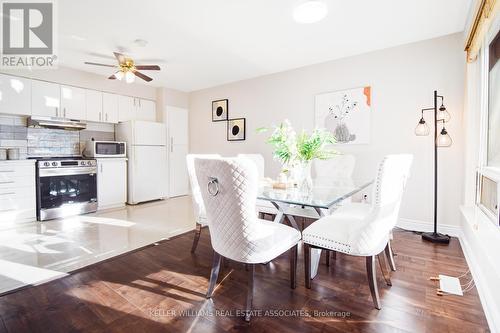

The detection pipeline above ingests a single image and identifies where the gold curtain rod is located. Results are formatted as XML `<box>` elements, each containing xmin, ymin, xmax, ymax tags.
<box><xmin>465</xmin><ymin>0</ymin><xmax>499</xmax><ymax>62</ymax></box>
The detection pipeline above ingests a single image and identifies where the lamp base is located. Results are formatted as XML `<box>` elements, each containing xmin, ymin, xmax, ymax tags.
<box><xmin>422</xmin><ymin>232</ymin><xmax>450</xmax><ymax>244</ymax></box>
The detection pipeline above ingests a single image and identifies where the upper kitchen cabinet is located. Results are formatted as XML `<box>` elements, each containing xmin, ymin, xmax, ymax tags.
<box><xmin>85</xmin><ymin>89</ymin><xmax>103</xmax><ymax>122</ymax></box>
<box><xmin>118</xmin><ymin>95</ymin><xmax>135</xmax><ymax>122</ymax></box>
<box><xmin>31</xmin><ymin>80</ymin><xmax>61</xmax><ymax>118</ymax></box>
<box><xmin>136</xmin><ymin>99</ymin><xmax>156</xmax><ymax>122</ymax></box>
<box><xmin>102</xmin><ymin>92</ymin><xmax>119</xmax><ymax>123</ymax></box>
<box><xmin>0</xmin><ymin>74</ymin><xmax>31</xmax><ymax>116</ymax></box>
<box><xmin>60</xmin><ymin>85</ymin><xmax>85</xmax><ymax>119</ymax></box>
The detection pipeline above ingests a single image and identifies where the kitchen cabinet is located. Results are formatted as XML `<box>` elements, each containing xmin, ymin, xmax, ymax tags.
<box><xmin>135</xmin><ymin>99</ymin><xmax>156</xmax><ymax>122</ymax></box>
<box><xmin>118</xmin><ymin>95</ymin><xmax>135</xmax><ymax>122</ymax></box>
<box><xmin>85</xmin><ymin>89</ymin><xmax>103</xmax><ymax>122</ymax></box>
<box><xmin>60</xmin><ymin>85</ymin><xmax>85</xmax><ymax>119</ymax></box>
<box><xmin>97</xmin><ymin>158</ymin><xmax>127</xmax><ymax>210</ymax></box>
<box><xmin>0</xmin><ymin>160</ymin><xmax>36</xmax><ymax>224</ymax></box>
<box><xmin>102</xmin><ymin>92</ymin><xmax>119</xmax><ymax>123</ymax></box>
<box><xmin>118</xmin><ymin>96</ymin><xmax>156</xmax><ymax>122</ymax></box>
<box><xmin>31</xmin><ymin>80</ymin><xmax>60</xmax><ymax>117</ymax></box>
<box><xmin>167</xmin><ymin>106</ymin><xmax>189</xmax><ymax>197</ymax></box>
<box><xmin>0</xmin><ymin>74</ymin><xmax>31</xmax><ymax>116</ymax></box>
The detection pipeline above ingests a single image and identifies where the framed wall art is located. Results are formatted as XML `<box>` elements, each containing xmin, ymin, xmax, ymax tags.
<box><xmin>227</xmin><ymin>118</ymin><xmax>246</xmax><ymax>141</ymax></box>
<box><xmin>212</xmin><ymin>99</ymin><xmax>228</xmax><ymax>122</ymax></box>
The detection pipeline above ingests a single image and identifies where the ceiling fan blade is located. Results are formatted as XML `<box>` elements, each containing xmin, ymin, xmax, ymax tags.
<box><xmin>133</xmin><ymin>70</ymin><xmax>153</xmax><ymax>82</ymax></box>
<box><xmin>113</xmin><ymin>52</ymin><xmax>127</xmax><ymax>64</ymax></box>
<box><xmin>84</xmin><ymin>61</ymin><xmax>117</xmax><ymax>68</ymax></box>
<box><xmin>108</xmin><ymin>74</ymin><xmax>116</xmax><ymax>80</ymax></box>
<box><xmin>135</xmin><ymin>65</ymin><xmax>161</xmax><ymax>70</ymax></box>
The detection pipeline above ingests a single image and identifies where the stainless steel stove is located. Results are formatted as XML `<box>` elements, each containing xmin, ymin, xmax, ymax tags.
<box><xmin>35</xmin><ymin>157</ymin><xmax>98</xmax><ymax>221</ymax></box>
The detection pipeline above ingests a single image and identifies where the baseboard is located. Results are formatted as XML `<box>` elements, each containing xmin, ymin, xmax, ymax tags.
<box><xmin>458</xmin><ymin>229</ymin><xmax>499</xmax><ymax>333</ymax></box>
<box><xmin>397</xmin><ymin>218</ymin><xmax>461</xmax><ymax>237</ymax></box>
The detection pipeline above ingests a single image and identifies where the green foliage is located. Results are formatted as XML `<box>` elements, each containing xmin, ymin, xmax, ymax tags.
<box><xmin>296</xmin><ymin>129</ymin><xmax>336</xmax><ymax>161</ymax></box>
<box><xmin>257</xmin><ymin>120</ymin><xmax>336</xmax><ymax>164</ymax></box>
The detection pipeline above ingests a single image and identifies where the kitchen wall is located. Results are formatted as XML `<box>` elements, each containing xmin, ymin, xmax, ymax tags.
<box><xmin>0</xmin><ymin>115</ymin><xmax>114</xmax><ymax>158</ymax></box>
<box><xmin>189</xmin><ymin>33</ymin><xmax>465</xmax><ymax>229</ymax></box>
<box><xmin>0</xmin><ymin>65</ymin><xmax>171</xmax><ymax>157</ymax></box>
<box><xmin>0</xmin><ymin>66</ymin><xmax>157</xmax><ymax>100</ymax></box>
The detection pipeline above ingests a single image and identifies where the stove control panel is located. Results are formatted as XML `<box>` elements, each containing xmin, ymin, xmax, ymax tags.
<box><xmin>37</xmin><ymin>159</ymin><xmax>97</xmax><ymax>169</ymax></box>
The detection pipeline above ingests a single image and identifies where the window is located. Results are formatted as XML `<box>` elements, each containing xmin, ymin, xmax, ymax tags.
<box><xmin>487</xmin><ymin>28</ymin><xmax>500</xmax><ymax>167</ymax></box>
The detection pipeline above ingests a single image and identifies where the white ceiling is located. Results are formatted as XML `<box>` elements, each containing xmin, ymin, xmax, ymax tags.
<box><xmin>58</xmin><ymin>0</ymin><xmax>472</xmax><ymax>92</ymax></box>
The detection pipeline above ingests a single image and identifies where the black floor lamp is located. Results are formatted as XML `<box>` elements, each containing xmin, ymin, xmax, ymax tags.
<box><xmin>414</xmin><ymin>90</ymin><xmax>452</xmax><ymax>244</ymax></box>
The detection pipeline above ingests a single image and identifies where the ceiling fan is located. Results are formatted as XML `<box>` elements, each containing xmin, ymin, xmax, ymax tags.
<box><xmin>84</xmin><ymin>52</ymin><xmax>161</xmax><ymax>83</ymax></box>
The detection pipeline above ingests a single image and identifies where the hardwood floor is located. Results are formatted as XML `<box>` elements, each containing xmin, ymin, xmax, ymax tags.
<box><xmin>0</xmin><ymin>228</ymin><xmax>489</xmax><ymax>332</ymax></box>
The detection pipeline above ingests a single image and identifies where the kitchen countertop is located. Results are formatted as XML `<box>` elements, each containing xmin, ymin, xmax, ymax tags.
<box><xmin>95</xmin><ymin>157</ymin><xmax>128</xmax><ymax>161</ymax></box>
<box><xmin>0</xmin><ymin>159</ymin><xmax>35</xmax><ymax>164</ymax></box>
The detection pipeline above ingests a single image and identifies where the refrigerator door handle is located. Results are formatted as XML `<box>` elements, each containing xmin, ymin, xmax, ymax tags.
<box><xmin>170</xmin><ymin>137</ymin><xmax>173</xmax><ymax>152</ymax></box>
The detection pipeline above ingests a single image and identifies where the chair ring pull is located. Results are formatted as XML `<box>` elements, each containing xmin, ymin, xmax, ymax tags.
<box><xmin>207</xmin><ymin>177</ymin><xmax>219</xmax><ymax>196</ymax></box>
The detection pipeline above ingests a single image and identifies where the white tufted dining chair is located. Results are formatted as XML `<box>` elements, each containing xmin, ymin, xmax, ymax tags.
<box><xmin>237</xmin><ymin>153</ymin><xmax>279</xmax><ymax>217</ymax></box>
<box><xmin>186</xmin><ymin>154</ymin><xmax>221</xmax><ymax>253</ymax></box>
<box><xmin>194</xmin><ymin>157</ymin><xmax>301</xmax><ymax>322</ymax></box>
<box><xmin>314</xmin><ymin>154</ymin><xmax>356</xmax><ymax>182</ymax></box>
<box><xmin>302</xmin><ymin>154</ymin><xmax>413</xmax><ymax>309</ymax></box>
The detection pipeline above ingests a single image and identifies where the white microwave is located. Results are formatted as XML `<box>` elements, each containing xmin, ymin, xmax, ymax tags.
<box><xmin>84</xmin><ymin>140</ymin><xmax>126</xmax><ymax>158</ymax></box>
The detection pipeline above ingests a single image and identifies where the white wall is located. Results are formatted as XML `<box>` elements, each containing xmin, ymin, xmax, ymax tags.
<box><xmin>0</xmin><ymin>66</ymin><xmax>157</xmax><ymax>100</ymax></box>
<box><xmin>189</xmin><ymin>33</ymin><xmax>465</xmax><ymax>228</ymax></box>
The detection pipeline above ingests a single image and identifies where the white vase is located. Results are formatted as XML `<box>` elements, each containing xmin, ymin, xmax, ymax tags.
<box><xmin>294</xmin><ymin>161</ymin><xmax>313</xmax><ymax>194</ymax></box>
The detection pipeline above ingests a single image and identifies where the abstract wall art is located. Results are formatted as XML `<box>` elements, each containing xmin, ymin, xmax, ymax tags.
<box><xmin>315</xmin><ymin>86</ymin><xmax>371</xmax><ymax>144</ymax></box>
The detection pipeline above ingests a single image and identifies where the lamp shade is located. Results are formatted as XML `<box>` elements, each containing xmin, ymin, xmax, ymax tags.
<box><xmin>114</xmin><ymin>71</ymin><xmax>124</xmax><ymax>80</ymax></box>
<box><xmin>436</xmin><ymin>128</ymin><xmax>452</xmax><ymax>147</ymax></box>
<box><xmin>125</xmin><ymin>71</ymin><xmax>135</xmax><ymax>83</ymax></box>
<box><xmin>415</xmin><ymin>118</ymin><xmax>430</xmax><ymax>136</ymax></box>
<box><xmin>436</xmin><ymin>105</ymin><xmax>451</xmax><ymax>122</ymax></box>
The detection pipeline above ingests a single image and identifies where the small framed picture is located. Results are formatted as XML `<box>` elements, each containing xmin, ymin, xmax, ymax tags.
<box><xmin>227</xmin><ymin>118</ymin><xmax>246</xmax><ymax>141</ymax></box>
<box><xmin>212</xmin><ymin>99</ymin><xmax>228</xmax><ymax>122</ymax></box>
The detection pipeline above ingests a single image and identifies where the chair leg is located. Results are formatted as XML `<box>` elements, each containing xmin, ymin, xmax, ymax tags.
<box><xmin>385</xmin><ymin>241</ymin><xmax>396</xmax><ymax>272</ymax></box>
<box><xmin>332</xmin><ymin>251</ymin><xmax>337</xmax><ymax>260</ymax></box>
<box><xmin>290</xmin><ymin>244</ymin><xmax>298</xmax><ymax>289</ymax></box>
<box><xmin>245</xmin><ymin>264</ymin><xmax>255</xmax><ymax>322</ymax></box>
<box><xmin>366</xmin><ymin>256</ymin><xmax>381</xmax><ymax>310</ymax></box>
<box><xmin>377</xmin><ymin>253</ymin><xmax>392</xmax><ymax>286</ymax></box>
<box><xmin>206</xmin><ymin>252</ymin><xmax>222</xmax><ymax>298</ymax></box>
<box><xmin>304</xmin><ymin>244</ymin><xmax>312</xmax><ymax>289</ymax></box>
<box><xmin>191</xmin><ymin>222</ymin><xmax>202</xmax><ymax>253</ymax></box>
<box><xmin>325</xmin><ymin>250</ymin><xmax>330</xmax><ymax>267</ymax></box>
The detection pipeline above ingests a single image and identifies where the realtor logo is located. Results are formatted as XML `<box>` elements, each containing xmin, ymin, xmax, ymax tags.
<box><xmin>1</xmin><ymin>0</ymin><xmax>57</xmax><ymax>68</ymax></box>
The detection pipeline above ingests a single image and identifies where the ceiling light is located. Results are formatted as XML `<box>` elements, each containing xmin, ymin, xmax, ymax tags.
<box><xmin>293</xmin><ymin>0</ymin><xmax>328</xmax><ymax>24</ymax></box>
<box><xmin>125</xmin><ymin>71</ymin><xmax>135</xmax><ymax>83</ymax></box>
<box><xmin>133</xmin><ymin>39</ymin><xmax>148</xmax><ymax>47</ymax></box>
<box><xmin>114</xmin><ymin>71</ymin><xmax>124</xmax><ymax>80</ymax></box>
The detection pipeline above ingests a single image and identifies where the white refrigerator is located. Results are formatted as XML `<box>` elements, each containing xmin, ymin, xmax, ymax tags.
<box><xmin>116</xmin><ymin>120</ymin><xmax>168</xmax><ymax>204</ymax></box>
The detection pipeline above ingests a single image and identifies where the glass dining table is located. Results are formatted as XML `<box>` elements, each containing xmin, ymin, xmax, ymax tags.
<box><xmin>257</xmin><ymin>178</ymin><xmax>373</xmax><ymax>278</ymax></box>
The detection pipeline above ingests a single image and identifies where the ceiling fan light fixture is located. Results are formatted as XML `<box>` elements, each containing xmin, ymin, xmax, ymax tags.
<box><xmin>125</xmin><ymin>70</ymin><xmax>135</xmax><ymax>83</ymax></box>
<box><xmin>114</xmin><ymin>71</ymin><xmax>124</xmax><ymax>80</ymax></box>
<box><xmin>293</xmin><ymin>0</ymin><xmax>328</xmax><ymax>24</ymax></box>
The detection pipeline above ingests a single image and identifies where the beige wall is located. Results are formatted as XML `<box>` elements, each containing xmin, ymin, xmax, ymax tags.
<box><xmin>188</xmin><ymin>33</ymin><xmax>466</xmax><ymax>228</ymax></box>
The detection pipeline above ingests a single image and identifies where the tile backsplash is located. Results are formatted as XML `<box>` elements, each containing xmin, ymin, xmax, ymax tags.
<box><xmin>0</xmin><ymin>115</ymin><xmax>115</xmax><ymax>158</ymax></box>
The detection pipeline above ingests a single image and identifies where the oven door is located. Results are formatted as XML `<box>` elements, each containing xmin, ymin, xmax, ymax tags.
<box><xmin>37</xmin><ymin>167</ymin><xmax>98</xmax><ymax>221</ymax></box>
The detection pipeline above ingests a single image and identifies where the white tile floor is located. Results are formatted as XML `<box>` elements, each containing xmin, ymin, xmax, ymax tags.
<box><xmin>0</xmin><ymin>196</ymin><xmax>195</xmax><ymax>295</ymax></box>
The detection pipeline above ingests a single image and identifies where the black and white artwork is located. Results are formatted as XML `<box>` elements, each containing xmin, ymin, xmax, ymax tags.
<box><xmin>212</xmin><ymin>99</ymin><xmax>228</xmax><ymax>122</ymax></box>
<box><xmin>315</xmin><ymin>86</ymin><xmax>371</xmax><ymax>144</ymax></box>
<box><xmin>227</xmin><ymin>118</ymin><xmax>246</xmax><ymax>141</ymax></box>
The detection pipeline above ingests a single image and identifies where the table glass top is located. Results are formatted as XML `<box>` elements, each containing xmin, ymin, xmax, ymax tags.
<box><xmin>257</xmin><ymin>179</ymin><xmax>373</xmax><ymax>209</ymax></box>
